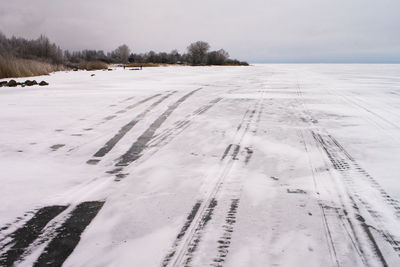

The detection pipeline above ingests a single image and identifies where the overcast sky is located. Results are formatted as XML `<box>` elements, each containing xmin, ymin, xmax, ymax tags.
<box><xmin>1</xmin><ymin>0</ymin><xmax>399</xmax><ymax>62</ymax></box>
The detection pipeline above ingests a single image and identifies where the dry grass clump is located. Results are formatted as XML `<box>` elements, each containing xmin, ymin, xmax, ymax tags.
<box><xmin>125</xmin><ymin>63</ymin><xmax>160</xmax><ymax>68</ymax></box>
<box><xmin>79</xmin><ymin>61</ymin><xmax>108</xmax><ymax>71</ymax></box>
<box><xmin>0</xmin><ymin>54</ymin><xmax>65</xmax><ymax>79</ymax></box>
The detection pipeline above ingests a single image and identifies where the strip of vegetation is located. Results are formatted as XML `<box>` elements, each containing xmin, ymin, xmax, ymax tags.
<box><xmin>0</xmin><ymin>54</ymin><xmax>64</xmax><ymax>79</ymax></box>
<box><xmin>127</xmin><ymin>41</ymin><xmax>249</xmax><ymax>66</ymax></box>
<box><xmin>124</xmin><ymin>63</ymin><xmax>160</xmax><ymax>68</ymax></box>
<box><xmin>0</xmin><ymin>32</ymin><xmax>248</xmax><ymax>79</ymax></box>
<box><xmin>77</xmin><ymin>61</ymin><xmax>109</xmax><ymax>71</ymax></box>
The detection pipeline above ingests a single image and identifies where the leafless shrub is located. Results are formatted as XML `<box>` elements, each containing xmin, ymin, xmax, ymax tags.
<box><xmin>0</xmin><ymin>54</ymin><xmax>65</xmax><ymax>79</ymax></box>
<box><xmin>124</xmin><ymin>63</ymin><xmax>160</xmax><ymax>68</ymax></box>
<box><xmin>79</xmin><ymin>61</ymin><xmax>108</xmax><ymax>70</ymax></box>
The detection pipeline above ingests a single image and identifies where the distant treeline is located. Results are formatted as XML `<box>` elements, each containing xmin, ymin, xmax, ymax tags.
<box><xmin>63</xmin><ymin>41</ymin><xmax>248</xmax><ymax>66</ymax></box>
<box><xmin>0</xmin><ymin>33</ymin><xmax>248</xmax><ymax>78</ymax></box>
<box><xmin>0</xmin><ymin>33</ymin><xmax>64</xmax><ymax>64</ymax></box>
<box><xmin>126</xmin><ymin>41</ymin><xmax>248</xmax><ymax>66</ymax></box>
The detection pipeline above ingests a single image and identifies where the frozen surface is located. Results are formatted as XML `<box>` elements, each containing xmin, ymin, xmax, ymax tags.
<box><xmin>0</xmin><ymin>64</ymin><xmax>400</xmax><ymax>266</ymax></box>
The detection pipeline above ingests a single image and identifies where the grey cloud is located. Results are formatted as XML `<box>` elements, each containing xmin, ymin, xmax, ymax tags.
<box><xmin>0</xmin><ymin>0</ymin><xmax>399</xmax><ymax>62</ymax></box>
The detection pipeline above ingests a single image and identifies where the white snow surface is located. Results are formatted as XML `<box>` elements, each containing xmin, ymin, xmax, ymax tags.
<box><xmin>0</xmin><ymin>64</ymin><xmax>400</xmax><ymax>266</ymax></box>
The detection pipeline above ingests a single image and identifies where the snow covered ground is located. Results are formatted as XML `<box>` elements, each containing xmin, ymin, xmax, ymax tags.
<box><xmin>0</xmin><ymin>64</ymin><xmax>400</xmax><ymax>266</ymax></box>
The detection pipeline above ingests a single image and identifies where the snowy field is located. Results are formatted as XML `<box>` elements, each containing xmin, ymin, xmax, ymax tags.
<box><xmin>1</xmin><ymin>64</ymin><xmax>400</xmax><ymax>266</ymax></box>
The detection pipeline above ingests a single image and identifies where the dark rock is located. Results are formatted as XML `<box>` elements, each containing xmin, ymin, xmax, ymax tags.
<box><xmin>0</xmin><ymin>81</ymin><xmax>7</xmax><ymax>87</ymax></box>
<box><xmin>73</xmin><ymin>68</ymin><xmax>78</xmax><ymax>71</ymax></box>
<box><xmin>24</xmin><ymin>80</ymin><xmax>36</xmax><ymax>86</ymax></box>
<box><xmin>39</xmin><ymin>81</ymin><xmax>49</xmax><ymax>86</ymax></box>
<box><xmin>7</xmin><ymin>80</ymin><xmax>17</xmax><ymax>87</ymax></box>
<box><xmin>91</xmin><ymin>74</ymin><xmax>95</xmax><ymax>77</ymax></box>
<box><xmin>108</xmin><ymin>69</ymin><xmax>113</xmax><ymax>71</ymax></box>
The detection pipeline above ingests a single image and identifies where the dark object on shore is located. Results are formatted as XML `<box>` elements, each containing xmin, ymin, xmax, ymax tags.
<box><xmin>25</xmin><ymin>80</ymin><xmax>38</xmax><ymax>86</ymax></box>
<box><xmin>91</xmin><ymin>74</ymin><xmax>95</xmax><ymax>77</ymax></box>
<box><xmin>108</xmin><ymin>69</ymin><xmax>113</xmax><ymax>71</ymax></box>
<box><xmin>39</xmin><ymin>81</ymin><xmax>49</xmax><ymax>86</ymax></box>
<box><xmin>7</xmin><ymin>80</ymin><xmax>18</xmax><ymax>87</ymax></box>
<box><xmin>129</xmin><ymin>68</ymin><xmax>141</xmax><ymax>71</ymax></box>
<box><xmin>1</xmin><ymin>79</ymin><xmax>47</xmax><ymax>87</ymax></box>
<box><xmin>73</xmin><ymin>68</ymin><xmax>78</xmax><ymax>71</ymax></box>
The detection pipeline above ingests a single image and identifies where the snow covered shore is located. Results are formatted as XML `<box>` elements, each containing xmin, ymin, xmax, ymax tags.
<box><xmin>1</xmin><ymin>64</ymin><xmax>400</xmax><ymax>266</ymax></box>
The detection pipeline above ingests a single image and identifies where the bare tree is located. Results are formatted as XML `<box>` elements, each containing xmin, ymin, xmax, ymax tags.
<box><xmin>187</xmin><ymin>41</ymin><xmax>210</xmax><ymax>65</ymax></box>
<box><xmin>0</xmin><ymin>32</ymin><xmax>248</xmax><ymax>68</ymax></box>
<box><xmin>36</xmin><ymin>35</ymin><xmax>51</xmax><ymax>58</ymax></box>
<box><xmin>207</xmin><ymin>49</ymin><xmax>230</xmax><ymax>65</ymax></box>
<box><xmin>0</xmin><ymin>31</ymin><xmax>7</xmax><ymax>54</ymax></box>
<box><xmin>111</xmin><ymin>44</ymin><xmax>131</xmax><ymax>63</ymax></box>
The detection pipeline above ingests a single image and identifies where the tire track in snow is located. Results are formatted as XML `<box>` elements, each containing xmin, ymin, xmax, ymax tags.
<box><xmin>324</xmin><ymin>87</ymin><xmax>400</xmax><ymax>145</ymax></box>
<box><xmin>313</xmin><ymin>132</ymin><xmax>400</xmax><ymax>218</ymax></box>
<box><xmin>114</xmin><ymin>88</ymin><xmax>201</xmax><ymax>168</ymax></box>
<box><xmin>254</xmin><ymin>101</ymin><xmax>265</xmax><ymax>134</ymax></box>
<box><xmin>9</xmin><ymin>89</ymin><xmax>206</xmax><ymax>264</ymax></box>
<box><xmin>220</xmin><ymin>144</ymin><xmax>233</xmax><ymax>161</ymax></box>
<box><xmin>33</xmin><ymin>201</ymin><xmax>104</xmax><ymax>267</ymax></box>
<box><xmin>304</xmin><ymin>136</ymin><xmax>372</xmax><ymax>267</ymax></box>
<box><xmin>162</xmin><ymin>201</ymin><xmax>203</xmax><ymax>267</ymax></box>
<box><xmin>211</xmin><ymin>198</ymin><xmax>240</xmax><ymax>266</ymax></box>
<box><xmin>86</xmin><ymin>92</ymin><xmax>175</xmax><ymax>165</ymax></box>
<box><xmin>297</xmin><ymin>81</ymin><xmax>400</xmax><ymax>266</ymax></box>
<box><xmin>161</xmin><ymin>98</ymin><xmax>241</xmax><ymax>267</ymax></box>
<box><xmin>350</xmin><ymin>93</ymin><xmax>400</xmax><ymax>125</ymax></box>
<box><xmin>333</xmin><ymin>89</ymin><xmax>400</xmax><ymax>130</ymax></box>
<box><xmin>53</xmin><ymin>94</ymin><xmax>162</xmax><ymax>154</ymax></box>
<box><xmin>119</xmin><ymin>96</ymin><xmax>135</xmax><ymax>103</ymax></box>
<box><xmin>0</xmin><ymin>212</ymin><xmax>36</xmax><ymax>238</ymax></box>
<box><xmin>244</xmin><ymin>147</ymin><xmax>254</xmax><ymax>164</ymax></box>
<box><xmin>300</xmin><ymin>125</ymin><xmax>374</xmax><ymax>266</ymax></box>
<box><xmin>182</xmin><ymin>199</ymin><xmax>218</xmax><ymax>266</ymax></box>
<box><xmin>303</xmin><ymin>126</ymin><xmax>393</xmax><ymax>266</ymax></box>
<box><xmin>220</xmin><ymin>144</ymin><xmax>240</xmax><ymax>161</ymax></box>
<box><xmin>4</xmin><ymin>91</ymin><xmax>188</xmax><ymax>264</ymax></box>
<box><xmin>99</xmin><ymin>93</ymin><xmax>161</xmax><ymax>124</ymax></box>
<box><xmin>163</xmin><ymin>97</ymin><xmax>263</xmax><ymax>267</ymax></box>
<box><xmin>0</xmin><ymin>206</ymin><xmax>68</xmax><ymax>266</ymax></box>
<box><xmin>312</xmin><ymin>132</ymin><xmax>400</xmax><ymax>265</ymax></box>
<box><xmin>4</xmin><ymin>202</ymin><xmax>105</xmax><ymax>266</ymax></box>
<box><xmin>164</xmin><ymin>199</ymin><xmax>218</xmax><ymax>267</ymax></box>
<box><xmin>231</xmin><ymin>145</ymin><xmax>240</xmax><ymax>160</ymax></box>
<box><xmin>118</xmin><ymin>94</ymin><xmax>160</xmax><ymax>113</ymax></box>
<box><xmin>296</xmin><ymin>83</ymin><xmax>376</xmax><ymax>266</ymax></box>
<box><xmin>148</xmin><ymin>97</ymin><xmax>223</xmax><ymax>149</ymax></box>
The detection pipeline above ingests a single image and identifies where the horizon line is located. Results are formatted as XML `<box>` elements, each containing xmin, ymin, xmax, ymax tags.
<box><xmin>249</xmin><ymin>61</ymin><xmax>400</xmax><ymax>64</ymax></box>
